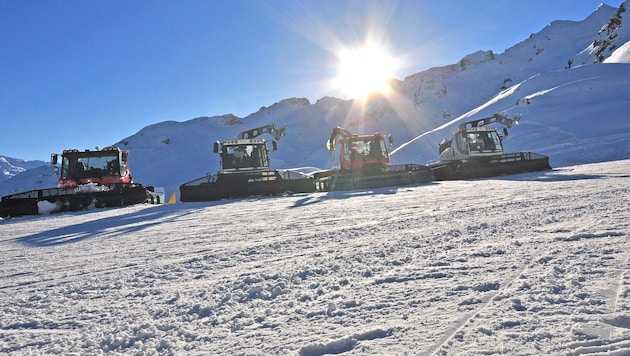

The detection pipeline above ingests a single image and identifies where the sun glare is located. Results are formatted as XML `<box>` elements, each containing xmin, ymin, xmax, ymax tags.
<box><xmin>333</xmin><ymin>41</ymin><xmax>399</xmax><ymax>99</ymax></box>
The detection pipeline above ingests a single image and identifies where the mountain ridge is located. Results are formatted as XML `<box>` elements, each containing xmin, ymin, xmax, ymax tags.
<box><xmin>2</xmin><ymin>2</ymin><xmax>629</xmax><ymax>198</ymax></box>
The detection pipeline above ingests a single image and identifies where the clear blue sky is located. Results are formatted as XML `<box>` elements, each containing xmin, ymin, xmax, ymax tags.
<box><xmin>0</xmin><ymin>0</ymin><xmax>624</xmax><ymax>161</ymax></box>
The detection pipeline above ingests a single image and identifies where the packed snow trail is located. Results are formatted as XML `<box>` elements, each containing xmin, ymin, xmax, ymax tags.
<box><xmin>0</xmin><ymin>160</ymin><xmax>628</xmax><ymax>355</ymax></box>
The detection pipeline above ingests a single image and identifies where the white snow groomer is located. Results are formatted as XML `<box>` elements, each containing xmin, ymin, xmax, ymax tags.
<box><xmin>179</xmin><ymin>124</ymin><xmax>317</xmax><ymax>201</ymax></box>
<box><xmin>0</xmin><ymin>147</ymin><xmax>159</xmax><ymax>218</ymax></box>
<box><xmin>429</xmin><ymin>114</ymin><xmax>551</xmax><ymax>180</ymax></box>
<box><xmin>314</xmin><ymin>127</ymin><xmax>434</xmax><ymax>191</ymax></box>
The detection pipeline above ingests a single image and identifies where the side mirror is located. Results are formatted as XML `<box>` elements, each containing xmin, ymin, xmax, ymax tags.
<box><xmin>213</xmin><ymin>141</ymin><xmax>220</xmax><ymax>153</ymax></box>
<box><xmin>271</xmin><ymin>140</ymin><xmax>278</xmax><ymax>151</ymax></box>
<box><xmin>388</xmin><ymin>135</ymin><xmax>394</xmax><ymax>146</ymax></box>
<box><xmin>503</xmin><ymin>128</ymin><xmax>509</xmax><ymax>137</ymax></box>
<box><xmin>50</xmin><ymin>153</ymin><xmax>58</xmax><ymax>165</ymax></box>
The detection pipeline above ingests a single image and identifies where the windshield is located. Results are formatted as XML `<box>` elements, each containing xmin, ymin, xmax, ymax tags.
<box><xmin>466</xmin><ymin>131</ymin><xmax>502</xmax><ymax>152</ymax></box>
<box><xmin>61</xmin><ymin>153</ymin><xmax>123</xmax><ymax>179</ymax></box>
<box><xmin>344</xmin><ymin>138</ymin><xmax>389</xmax><ymax>160</ymax></box>
<box><xmin>222</xmin><ymin>144</ymin><xmax>268</xmax><ymax>169</ymax></box>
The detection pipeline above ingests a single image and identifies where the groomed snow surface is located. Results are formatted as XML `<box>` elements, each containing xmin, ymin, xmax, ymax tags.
<box><xmin>1</xmin><ymin>159</ymin><xmax>629</xmax><ymax>355</ymax></box>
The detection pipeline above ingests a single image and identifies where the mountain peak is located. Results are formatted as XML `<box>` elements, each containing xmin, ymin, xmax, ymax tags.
<box><xmin>458</xmin><ymin>50</ymin><xmax>496</xmax><ymax>70</ymax></box>
<box><xmin>0</xmin><ymin>156</ymin><xmax>49</xmax><ymax>183</ymax></box>
<box><xmin>3</xmin><ymin>3</ymin><xmax>630</xmax><ymax>197</ymax></box>
<box><xmin>255</xmin><ymin>98</ymin><xmax>312</xmax><ymax>116</ymax></box>
<box><xmin>590</xmin><ymin>2</ymin><xmax>628</xmax><ymax>62</ymax></box>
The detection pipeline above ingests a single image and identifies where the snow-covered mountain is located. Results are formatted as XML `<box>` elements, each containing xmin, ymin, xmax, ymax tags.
<box><xmin>0</xmin><ymin>156</ymin><xmax>48</xmax><ymax>183</ymax></box>
<box><xmin>1</xmin><ymin>2</ymin><xmax>629</xmax><ymax>198</ymax></box>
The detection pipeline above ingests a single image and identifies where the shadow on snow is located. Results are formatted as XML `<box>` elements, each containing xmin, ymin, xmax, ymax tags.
<box><xmin>492</xmin><ymin>168</ymin><xmax>609</xmax><ymax>182</ymax></box>
<box><xmin>15</xmin><ymin>204</ymin><xmax>208</xmax><ymax>247</ymax></box>
<box><xmin>290</xmin><ymin>182</ymin><xmax>439</xmax><ymax>208</ymax></box>
<box><xmin>12</xmin><ymin>166</ymin><xmax>620</xmax><ymax>246</ymax></box>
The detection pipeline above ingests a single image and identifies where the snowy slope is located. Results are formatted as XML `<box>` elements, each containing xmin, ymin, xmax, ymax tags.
<box><xmin>0</xmin><ymin>156</ymin><xmax>48</xmax><ymax>182</ymax></box>
<box><xmin>606</xmin><ymin>40</ymin><xmax>630</xmax><ymax>62</ymax></box>
<box><xmin>0</xmin><ymin>159</ymin><xmax>628</xmax><ymax>354</ymax></box>
<box><xmin>408</xmin><ymin>63</ymin><xmax>630</xmax><ymax>166</ymax></box>
<box><xmin>0</xmin><ymin>165</ymin><xmax>58</xmax><ymax>196</ymax></box>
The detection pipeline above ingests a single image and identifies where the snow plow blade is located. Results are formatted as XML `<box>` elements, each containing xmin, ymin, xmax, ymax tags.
<box><xmin>0</xmin><ymin>184</ymin><xmax>156</xmax><ymax>218</ymax></box>
<box><xmin>314</xmin><ymin>164</ymin><xmax>434</xmax><ymax>192</ymax></box>
<box><xmin>179</xmin><ymin>168</ymin><xmax>317</xmax><ymax>202</ymax></box>
<box><xmin>431</xmin><ymin>152</ymin><xmax>551</xmax><ymax>180</ymax></box>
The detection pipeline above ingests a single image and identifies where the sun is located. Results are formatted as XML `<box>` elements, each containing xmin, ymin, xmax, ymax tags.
<box><xmin>333</xmin><ymin>41</ymin><xmax>399</xmax><ymax>99</ymax></box>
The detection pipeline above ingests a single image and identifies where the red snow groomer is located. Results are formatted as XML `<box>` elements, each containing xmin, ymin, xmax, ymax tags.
<box><xmin>0</xmin><ymin>147</ymin><xmax>159</xmax><ymax>218</ymax></box>
<box><xmin>314</xmin><ymin>126</ymin><xmax>434</xmax><ymax>191</ymax></box>
<box><xmin>55</xmin><ymin>147</ymin><xmax>134</xmax><ymax>188</ymax></box>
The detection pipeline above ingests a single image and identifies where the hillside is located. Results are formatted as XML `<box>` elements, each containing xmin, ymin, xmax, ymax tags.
<box><xmin>110</xmin><ymin>1</ymin><xmax>630</xmax><ymax>196</ymax></box>
<box><xmin>1</xmin><ymin>2</ymin><xmax>629</xmax><ymax>199</ymax></box>
<box><xmin>0</xmin><ymin>157</ymin><xmax>48</xmax><ymax>183</ymax></box>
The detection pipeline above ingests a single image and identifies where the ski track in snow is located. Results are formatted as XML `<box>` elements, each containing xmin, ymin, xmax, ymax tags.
<box><xmin>0</xmin><ymin>160</ymin><xmax>628</xmax><ymax>355</ymax></box>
